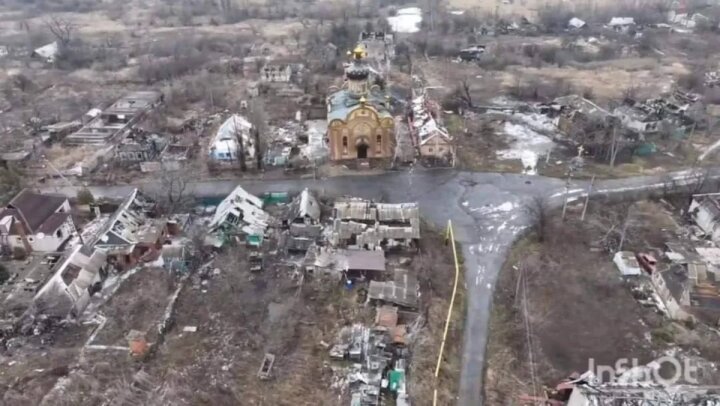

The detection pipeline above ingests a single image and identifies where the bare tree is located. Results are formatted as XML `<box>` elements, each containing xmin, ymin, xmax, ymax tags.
<box><xmin>233</xmin><ymin>115</ymin><xmax>247</xmax><ymax>172</ymax></box>
<box><xmin>45</xmin><ymin>16</ymin><xmax>75</xmax><ymax>47</ymax></box>
<box><xmin>422</xmin><ymin>0</ymin><xmax>441</xmax><ymax>31</ymax></box>
<box><xmin>454</xmin><ymin>78</ymin><xmax>473</xmax><ymax>108</ymax></box>
<box><xmin>158</xmin><ymin>167</ymin><xmax>192</xmax><ymax>213</ymax></box>
<box><xmin>248</xmin><ymin>99</ymin><xmax>268</xmax><ymax>170</ymax></box>
<box><xmin>524</xmin><ymin>196</ymin><xmax>550</xmax><ymax>242</ymax></box>
<box><xmin>608</xmin><ymin>125</ymin><xmax>620</xmax><ymax>167</ymax></box>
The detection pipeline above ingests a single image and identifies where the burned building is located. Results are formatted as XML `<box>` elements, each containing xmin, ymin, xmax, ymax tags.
<box><xmin>613</xmin><ymin>105</ymin><xmax>661</xmax><ymax>135</ymax></box>
<box><xmin>65</xmin><ymin>91</ymin><xmax>163</xmax><ymax>145</ymax></box>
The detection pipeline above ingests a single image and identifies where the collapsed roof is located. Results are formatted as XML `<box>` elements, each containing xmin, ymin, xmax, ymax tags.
<box><xmin>410</xmin><ymin>94</ymin><xmax>451</xmax><ymax>146</ymax></box>
<box><xmin>90</xmin><ymin>189</ymin><xmax>160</xmax><ymax>249</ymax></box>
<box><xmin>209</xmin><ymin>185</ymin><xmax>270</xmax><ymax>237</ymax></box>
<box><xmin>287</xmin><ymin>188</ymin><xmax>321</xmax><ymax>223</ymax></box>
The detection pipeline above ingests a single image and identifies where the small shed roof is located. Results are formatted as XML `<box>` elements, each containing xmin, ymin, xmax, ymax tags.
<box><xmin>341</xmin><ymin>249</ymin><xmax>386</xmax><ymax>272</ymax></box>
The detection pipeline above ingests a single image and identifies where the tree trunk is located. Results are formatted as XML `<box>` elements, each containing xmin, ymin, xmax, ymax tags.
<box><xmin>234</xmin><ymin>117</ymin><xmax>247</xmax><ymax>172</ymax></box>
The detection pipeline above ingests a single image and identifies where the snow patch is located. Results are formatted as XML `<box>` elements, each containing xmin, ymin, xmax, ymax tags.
<box><xmin>512</xmin><ymin>112</ymin><xmax>558</xmax><ymax>134</ymax></box>
<box><xmin>495</xmin><ymin>202</ymin><xmax>516</xmax><ymax>212</ymax></box>
<box><xmin>497</xmin><ymin>122</ymin><xmax>555</xmax><ymax>175</ymax></box>
<box><xmin>388</xmin><ymin>7</ymin><xmax>423</xmax><ymax>33</ymax></box>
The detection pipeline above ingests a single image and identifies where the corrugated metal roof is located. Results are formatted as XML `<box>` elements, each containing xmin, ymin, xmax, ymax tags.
<box><xmin>368</xmin><ymin>269</ymin><xmax>419</xmax><ymax>308</ymax></box>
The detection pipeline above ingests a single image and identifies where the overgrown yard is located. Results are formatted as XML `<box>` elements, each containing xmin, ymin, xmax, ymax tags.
<box><xmin>484</xmin><ymin>199</ymin><xmax>720</xmax><ymax>405</ymax></box>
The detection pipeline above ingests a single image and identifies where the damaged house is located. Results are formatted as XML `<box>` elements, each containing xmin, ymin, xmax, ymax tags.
<box><xmin>689</xmin><ymin>195</ymin><xmax>720</xmax><ymax>243</ymax></box>
<box><xmin>65</xmin><ymin>91</ymin><xmax>164</xmax><ymax>145</ymax></box>
<box><xmin>32</xmin><ymin>245</ymin><xmax>107</xmax><ymax>317</ymax></box>
<box><xmin>549</xmin><ymin>95</ymin><xmax>640</xmax><ymax>161</ymax></box>
<box><xmin>552</xmin><ymin>95</ymin><xmax>614</xmax><ymax>136</ymax></box>
<box><xmin>90</xmin><ymin>189</ymin><xmax>166</xmax><ymax>270</ymax></box>
<box><xmin>260</xmin><ymin>60</ymin><xmax>295</xmax><ymax>83</ymax></box>
<box><xmin>606</xmin><ymin>17</ymin><xmax>636</xmax><ymax>33</ymax></box>
<box><xmin>208</xmin><ymin>185</ymin><xmax>270</xmax><ymax>247</ymax></box>
<box><xmin>0</xmin><ymin>189</ymin><xmax>76</xmax><ymax>254</ymax></box>
<box><xmin>329</xmin><ymin>199</ymin><xmax>420</xmax><ymax>251</ymax></box>
<box><xmin>284</xmin><ymin>188</ymin><xmax>322</xmax><ymax>253</ymax></box>
<box><xmin>208</xmin><ymin>115</ymin><xmax>256</xmax><ymax>166</ymax></box>
<box><xmin>613</xmin><ymin>104</ymin><xmax>660</xmax><ymax>135</ymax></box>
<box><xmin>358</xmin><ymin>31</ymin><xmax>395</xmax><ymax>68</ymax></box>
<box><xmin>115</xmin><ymin>131</ymin><xmax>167</xmax><ymax>163</ymax></box>
<box><xmin>615</xmin><ymin>93</ymin><xmax>698</xmax><ymax>137</ymax></box>
<box><xmin>409</xmin><ymin>93</ymin><xmax>454</xmax><ymax>160</ymax></box>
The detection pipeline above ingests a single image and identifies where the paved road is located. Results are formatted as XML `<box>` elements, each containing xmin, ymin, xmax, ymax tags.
<box><xmin>45</xmin><ymin>167</ymin><xmax>717</xmax><ymax>405</ymax></box>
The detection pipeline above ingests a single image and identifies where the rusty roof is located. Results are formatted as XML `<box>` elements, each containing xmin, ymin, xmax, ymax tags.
<box><xmin>375</xmin><ymin>305</ymin><xmax>398</xmax><ymax>328</ymax></box>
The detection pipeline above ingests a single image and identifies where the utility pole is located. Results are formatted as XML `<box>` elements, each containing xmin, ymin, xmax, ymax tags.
<box><xmin>561</xmin><ymin>170</ymin><xmax>572</xmax><ymax>220</ymax></box>
<box><xmin>618</xmin><ymin>207</ymin><xmax>632</xmax><ymax>252</ymax></box>
<box><xmin>580</xmin><ymin>175</ymin><xmax>595</xmax><ymax>221</ymax></box>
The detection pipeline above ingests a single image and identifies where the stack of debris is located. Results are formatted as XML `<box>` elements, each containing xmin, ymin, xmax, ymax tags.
<box><xmin>705</xmin><ymin>71</ymin><xmax>720</xmax><ymax>88</ymax></box>
<box><xmin>329</xmin><ymin>315</ymin><xmax>412</xmax><ymax>406</ymax></box>
<box><xmin>525</xmin><ymin>369</ymin><xmax>720</xmax><ymax>405</ymax></box>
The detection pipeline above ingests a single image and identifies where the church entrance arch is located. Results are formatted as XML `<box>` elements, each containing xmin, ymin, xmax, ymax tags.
<box><xmin>356</xmin><ymin>142</ymin><xmax>369</xmax><ymax>158</ymax></box>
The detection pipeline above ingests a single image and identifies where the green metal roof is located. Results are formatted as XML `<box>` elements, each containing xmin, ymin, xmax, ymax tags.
<box><xmin>327</xmin><ymin>89</ymin><xmax>392</xmax><ymax>123</ymax></box>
